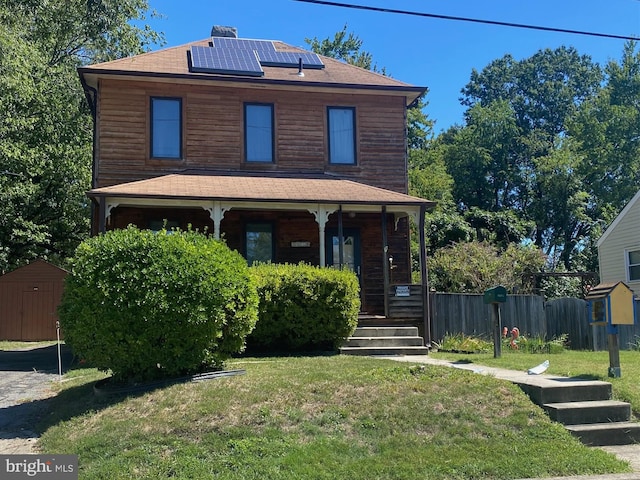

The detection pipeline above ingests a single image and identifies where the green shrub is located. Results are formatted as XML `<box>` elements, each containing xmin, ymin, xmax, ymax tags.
<box><xmin>507</xmin><ymin>333</ymin><xmax>568</xmax><ymax>354</ymax></box>
<box><xmin>58</xmin><ymin>226</ymin><xmax>258</xmax><ymax>381</ymax></box>
<box><xmin>435</xmin><ymin>333</ymin><xmax>493</xmax><ymax>353</ymax></box>
<box><xmin>248</xmin><ymin>263</ymin><xmax>360</xmax><ymax>351</ymax></box>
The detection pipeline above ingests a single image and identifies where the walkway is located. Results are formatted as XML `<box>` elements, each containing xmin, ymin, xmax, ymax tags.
<box><xmin>382</xmin><ymin>355</ymin><xmax>640</xmax><ymax>479</ymax></box>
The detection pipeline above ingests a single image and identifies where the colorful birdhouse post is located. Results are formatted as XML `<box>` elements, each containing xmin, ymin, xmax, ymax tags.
<box><xmin>484</xmin><ymin>285</ymin><xmax>507</xmax><ymax>358</ymax></box>
<box><xmin>585</xmin><ymin>282</ymin><xmax>636</xmax><ymax>378</ymax></box>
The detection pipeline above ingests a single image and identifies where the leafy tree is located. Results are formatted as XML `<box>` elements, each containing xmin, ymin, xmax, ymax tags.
<box><xmin>0</xmin><ymin>1</ymin><xmax>162</xmax><ymax>273</ymax></box>
<box><xmin>432</xmin><ymin>46</ymin><xmax>604</xmax><ymax>269</ymax></box>
<box><xmin>461</xmin><ymin>47</ymin><xmax>602</xmax><ymax>142</ymax></box>
<box><xmin>463</xmin><ymin>207</ymin><xmax>533</xmax><ymax>250</ymax></box>
<box><xmin>306</xmin><ymin>23</ymin><xmax>380</xmax><ymax>72</ymax></box>
<box><xmin>569</xmin><ymin>41</ymin><xmax>640</xmax><ymax>222</ymax></box>
<box><xmin>407</xmin><ymin>93</ymin><xmax>434</xmax><ymax>151</ymax></box>
<box><xmin>408</xmin><ymin>147</ymin><xmax>453</xmax><ymax>207</ymax></box>
<box><xmin>530</xmin><ymin>141</ymin><xmax>592</xmax><ymax>269</ymax></box>
<box><xmin>443</xmin><ymin>101</ymin><xmax>520</xmax><ymax>211</ymax></box>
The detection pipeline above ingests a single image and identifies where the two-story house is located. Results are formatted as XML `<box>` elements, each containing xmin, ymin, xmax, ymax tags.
<box><xmin>78</xmin><ymin>26</ymin><xmax>435</xmax><ymax>334</ymax></box>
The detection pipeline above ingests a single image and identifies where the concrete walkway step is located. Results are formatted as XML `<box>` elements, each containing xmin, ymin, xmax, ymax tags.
<box><xmin>544</xmin><ymin>400</ymin><xmax>631</xmax><ymax>425</ymax></box>
<box><xmin>515</xmin><ymin>378</ymin><xmax>612</xmax><ymax>405</ymax></box>
<box><xmin>566</xmin><ymin>422</ymin><xmax>640</xmax><ymax>446</ymax></box>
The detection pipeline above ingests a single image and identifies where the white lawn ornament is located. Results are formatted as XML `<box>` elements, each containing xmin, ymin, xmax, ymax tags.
<box><xmin>527</xmin><ymin>359</ymin><xmax>549</xmax><ymax>375</ymax></box>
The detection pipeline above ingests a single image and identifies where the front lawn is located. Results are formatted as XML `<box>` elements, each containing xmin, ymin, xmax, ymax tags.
<box><xmin>36</xmin><ymin>355</ymin><xmax>628</xmax><ymax>479</ymax></box>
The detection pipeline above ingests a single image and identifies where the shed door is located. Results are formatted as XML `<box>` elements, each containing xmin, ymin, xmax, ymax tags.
<box><xmin>21</xmin><ymin>290</ymin><xmax>56</xmax><ymax>341</ymax></box>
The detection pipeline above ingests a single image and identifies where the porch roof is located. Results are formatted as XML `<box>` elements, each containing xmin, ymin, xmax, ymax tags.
<box><xmin>88</xmin><ymin>172</ymin><xmax>435</xmax><ymax>208</ymax></box>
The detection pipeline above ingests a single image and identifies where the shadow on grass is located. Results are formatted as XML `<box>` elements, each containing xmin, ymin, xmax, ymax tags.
<box><xmin>0</xmin><ymin>344</ymin><xmax>74</xmax><ymax>373</ymax></box>
<box><xmin>564</xmin><ymin>373</ymin><xmax>603</xmax><ymax>381</ymax></box>
<box><xmin>3</xmin><ymin>348</ymin><xmax>339</xmax><ymax>443</ymax></box>
<box><xmin>0</xmin><ymin>371</ymin><xmax>134</xmax><ymax>441</ymax></box>
<box><xmin>32</xmin><ymin>371</ymin><xmax>158</xmax><ymax>437</ymax></box>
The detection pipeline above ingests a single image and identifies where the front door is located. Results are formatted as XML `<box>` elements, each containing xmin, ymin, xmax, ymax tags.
<box><xmin>327</xmin><ymin>228</ymin><xmax>363</xmax><ymax>311</ymax></box>
<box><xmin>326</xmin><ymin>229</ymin><xmax>361</xmax><ymax>276</ymax></box>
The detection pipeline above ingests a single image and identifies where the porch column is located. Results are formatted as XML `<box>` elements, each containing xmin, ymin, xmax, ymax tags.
<box><xmin>381</xmin><ymin>206</ymin><xmax>390</xmax><ymax>317</ymax></box>
<box><xmin>204</xmin><ymin>201</ymin><xmax>229</xmax><ymax>240</ymax></box>
<box><xmin>100</xmin><ymin>199</ymin><xmax>119</xmax><ymax>232</ymax></box>
<box><xmin>418</xmin><ymin>204</ymin><xmax>431</xmax><ymax>347</ymax></box>
<box><xmin>308</xmin><ymin>205</ymin><xmax>335</xmax><ymax>267</ymax></box>
<box><xmin>98</xmin><ymin>198</ymin><xmax>106</xmax><ymax>233</ymax></box>
<box><xmin>337</xmin><ymin>206</ymin><xmax>344</xmax><ymax>269</ymax></box>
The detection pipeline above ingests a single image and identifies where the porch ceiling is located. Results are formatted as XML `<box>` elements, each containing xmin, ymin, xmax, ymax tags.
<box><xmin>88</xmin><ymin>172</ymin><xmax>435</xmax><ymax>210</ymax></box>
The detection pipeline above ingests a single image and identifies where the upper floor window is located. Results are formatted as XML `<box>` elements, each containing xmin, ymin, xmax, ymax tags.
<box><xmin>245</xmin><ymin>103</ymin><xmax>274</xmax><ymax>163</ymax></box>
<box><xmin>151</xmin><ymin>97</ymin><xmax>182</xmax><ymax>159</ymax></box>
<box><xmin>328</xmin><ymin>107</ymin><xmax>356</xmax><ymax>165</ymax></box>
<box><xmin>628</xmin><ymin>249</ymin><xmax>640</xmax><ymax>281</ymax></box>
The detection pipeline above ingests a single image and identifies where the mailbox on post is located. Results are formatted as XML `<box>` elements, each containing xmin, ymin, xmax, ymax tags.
<box><xmin>484</xmin><ymin>286</ymin><xmax>507</xmax><ymax>305</ymax></box>
<box><xmin>484</xmin><ymin>285</ymin><xmax>507</xmax><ymax>358</ymax></box>
<box><xmin>585</xmin><ymin>281</ymin><xmax>636</xmax><ymax>378</ymax></box>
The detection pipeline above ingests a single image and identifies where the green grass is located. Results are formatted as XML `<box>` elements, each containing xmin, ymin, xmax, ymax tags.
<box><xmin>432</xmin><ymin>349</ymin><xmax>640</xmax><ymax>417</ymax></box>
<box><xmin>36</xmin><ymin>355</ymin><xmax>629</xmax><ymax>479</ymax></box>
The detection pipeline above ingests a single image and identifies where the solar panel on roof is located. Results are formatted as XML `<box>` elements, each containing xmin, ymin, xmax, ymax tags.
<box><xmin>190</xmin><ymin>46</ymin><xmax>264</xmax><ymax>76</ymax></box>
<box><xmin>212</xmin><ymin>37</ymin><xmax>276</xmax><ymax>53</ymax></box>
<box><xmin>257</xmin><ymin>51</ymin><xmax>325</xmax><ymax>69</ymax></box>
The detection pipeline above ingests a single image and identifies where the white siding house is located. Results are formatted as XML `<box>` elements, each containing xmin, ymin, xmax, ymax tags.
<box><xmin>597</xmin><ymin>190</ymin><xmax>640</xmax><ymax>295</ymax></box>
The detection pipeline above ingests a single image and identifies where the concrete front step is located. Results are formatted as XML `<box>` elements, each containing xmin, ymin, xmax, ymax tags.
<box><xmin>343</xmin><ymin>336</ymin><xmax>424</xmax><ymax>348</ymax></box>
<box><xmin>566</xmin><ymin>422</ymin><xmax>640</xmax><ymax>446</ymax></box>
<box><xmin>340</xmin><ymin>326</ymin><xmax>428</xmax><ymax>356</ymax></box>
<box><xmin>351</xmin><ymin>326</ymin><xmax>419</xmax><ymax>337</ymax></box>
<box><xmin>339</xmin><ymin>345</ymin><xmax>429</xmax><ymax>356</ymax></box>
<box><xmin>543</xmin><ymin>400</ymin><xmax>631</xmax><ymax>425</ymax></box>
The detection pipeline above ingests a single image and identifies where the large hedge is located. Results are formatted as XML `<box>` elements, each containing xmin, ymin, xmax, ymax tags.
<box><xmin>248</xmin><ymin>263</ymin><xmax>360</xmax><ymax>351</ymax></box>
<box><xmin>58</xmin><ymin>226</ymin><xmax>258</xmax><ymax>381</ymax></box>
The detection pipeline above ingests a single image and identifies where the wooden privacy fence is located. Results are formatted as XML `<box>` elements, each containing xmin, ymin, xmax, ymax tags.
<box><xmin>430</xmin><ymin>293</ymin><xmax>640</xmax><ymax>351</ymax></box>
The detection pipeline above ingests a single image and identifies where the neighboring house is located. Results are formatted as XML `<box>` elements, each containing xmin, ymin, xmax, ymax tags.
<box><xmin>0</xmin><ymin>260</ymin><xmax>67</xmax><ymax>341</ymax></box>
<box><xmin>78</xmin><ymin>26</ymin><xmax>435</xmax><ymax>328</ymax></box>
<box><xmin>597</xmin><ymin>189</ymin><xmax>640</xmax><ymax>296</ymax></box>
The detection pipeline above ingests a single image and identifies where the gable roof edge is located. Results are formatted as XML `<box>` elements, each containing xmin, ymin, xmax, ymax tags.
<box><xmin>597</xmin><ymin>188</ymin><xmax>640</xmax><ymax>248</ymax></box>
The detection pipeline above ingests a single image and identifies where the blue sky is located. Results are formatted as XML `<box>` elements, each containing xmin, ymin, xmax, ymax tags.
<box><xmin>143</xmin><ymin>0</ymin><xmax>639</xmax><ymax>133</ymax></box>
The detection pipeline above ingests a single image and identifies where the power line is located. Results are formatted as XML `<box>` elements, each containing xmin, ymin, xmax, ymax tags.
<box><xmin>293</xmin><ymin>0</ymin><xmax>640</xmax><ymax>41</ymax></box>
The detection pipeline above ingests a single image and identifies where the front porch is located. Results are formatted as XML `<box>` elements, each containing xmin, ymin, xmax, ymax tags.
<box><xmin>88</xmin><ymin>171</ymin><xmax>435</xmax><ymax>331</ymax></box>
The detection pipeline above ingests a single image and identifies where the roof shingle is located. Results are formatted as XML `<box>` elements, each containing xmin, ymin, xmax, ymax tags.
<box><xmin>88</xmin><ymin>173</ymin><xmax>434</xmax><ymax>207</ymax></box>
<box><xmin>79</xmin><ymin>38</ymin><xmax>425</xmax><ymax>104</ymax></box>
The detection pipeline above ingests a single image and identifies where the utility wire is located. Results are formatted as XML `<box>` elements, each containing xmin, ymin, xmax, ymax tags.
<box><xmin>293</xmin><ymin>0</ymin><xmax>640</xmax><ymax>41</ymax></box>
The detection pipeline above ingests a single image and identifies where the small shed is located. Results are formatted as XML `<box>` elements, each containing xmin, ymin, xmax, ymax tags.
<box><xmin>0</xmin><ymin>260</ymin><xmax>68</xmax><ymax>341</ymax></box>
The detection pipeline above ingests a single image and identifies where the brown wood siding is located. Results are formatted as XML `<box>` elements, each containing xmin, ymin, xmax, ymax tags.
<box><xmin>0</xmin><ymin>261</ymin><xmax>67</xmax><ymax>341</ymax></box>
<box><xmin>96</xmin><ymin>79</ymin><xmax>408</xmax><ymax>192</ymax></box>
<box><xmin>108</xmin><ymin>207</ymin><xmax>412</xmax><ymax>315</ymax></box>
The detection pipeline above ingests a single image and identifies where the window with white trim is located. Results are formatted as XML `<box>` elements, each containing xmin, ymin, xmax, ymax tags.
<box><xmin>628</xmin><ymin>249</ymin><xmax>640</xmax><ymax>281</ymax></box>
